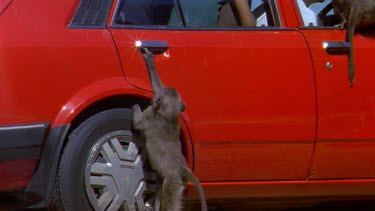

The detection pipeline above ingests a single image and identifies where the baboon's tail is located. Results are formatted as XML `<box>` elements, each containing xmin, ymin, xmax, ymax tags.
<box><xmin>189</xmin><ymin>174</ymin><xmax>207</xmax><ymax>211</ymax></box>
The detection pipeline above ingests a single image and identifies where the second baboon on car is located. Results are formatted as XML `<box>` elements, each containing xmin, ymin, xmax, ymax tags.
<box><xmin>332</xmin><ymin>0</ymin><xmax>375</xmax><ymax>85</ymax></box>
<box><xmin>131</xmin><ymin>48</ymin><xmax>207</xmax><ymax>211</ymax></box>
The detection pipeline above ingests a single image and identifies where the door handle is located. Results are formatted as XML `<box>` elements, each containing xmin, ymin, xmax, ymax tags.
<box><xmin>136</xmin><ymin>40</ymin><xmax>169</xmax><ymax>55</ymax></box>
<box><xmin>323</xmin><ymin>41</ymin><xmax>350</xmax><ymax>55</ymax></box>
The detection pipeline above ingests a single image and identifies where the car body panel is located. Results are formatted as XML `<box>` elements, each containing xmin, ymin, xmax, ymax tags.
<box><xmin>0</xmin><ymin>0</ymin><xmax>124</xmax><ymax>126</ymax></box>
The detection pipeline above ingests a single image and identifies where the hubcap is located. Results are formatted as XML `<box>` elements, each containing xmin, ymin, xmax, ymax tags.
<box><xmin>85</xmin><ymin>130</ymin><xmax>157</xmax><ymax>211</ymax></box>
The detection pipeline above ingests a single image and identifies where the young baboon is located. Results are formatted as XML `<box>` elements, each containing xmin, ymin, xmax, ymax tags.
<box><xmin>131</xmin><ymin>48</ymin><xmax>207</xmax><ymax>211</ymax></box>
<box><xmin>332</xmin><ymin>0</ymin><xmax>375</xmax><ymax>86</ymax></box>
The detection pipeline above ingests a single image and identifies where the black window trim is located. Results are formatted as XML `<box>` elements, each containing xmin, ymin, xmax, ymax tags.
<box><xmin>173</xmin><ymin>0</ymin><xmax>186</xmax><ymax>27</ymax></box>
<box><xmin>268</xmin><ymin>0</ymin><xmax>281</xmax><ymax>27</ymax></box>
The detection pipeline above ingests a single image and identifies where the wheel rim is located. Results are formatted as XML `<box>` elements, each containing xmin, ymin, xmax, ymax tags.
<box><xmin>85</xmin><ymin>130</ymin><xmax>157</xmax><ymax>211</ymax></box>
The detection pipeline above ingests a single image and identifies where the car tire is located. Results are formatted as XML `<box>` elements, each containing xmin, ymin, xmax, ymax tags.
<box><xmin>51</xmin><ymin>108</ymin><xmax>157</xmax><ymax>211</ymax></box>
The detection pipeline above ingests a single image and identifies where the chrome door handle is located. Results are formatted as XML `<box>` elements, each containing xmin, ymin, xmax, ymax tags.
<box><xmin>323</xmin><ymin>41</ymin><xmax>350</xmax><ymax>55</ymax></box>
<box><xmin>136</xmin><ymin>40</ymin><xmax>169</xmax><ymax>55</ymax></box>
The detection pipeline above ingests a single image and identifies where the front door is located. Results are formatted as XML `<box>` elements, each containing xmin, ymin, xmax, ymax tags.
<box><xmin>295</xmin><ymin>0</ymin><xmax>375</xmax><ymax>179</ymax></box>
<box><xmin>109</xmin><ymin>0</ymin><xmax>316</xmax><ymax>181</ymax></box>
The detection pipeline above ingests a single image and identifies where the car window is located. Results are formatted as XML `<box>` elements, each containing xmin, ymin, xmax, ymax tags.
<box><xmin>111</xmin><ymin>0</ymin><xmax>280</xmax><ymax>28</ymax></box>
<box><xmin>112</xmin><ymin>0</ymin><xmax>178</xmax><ymax>26</ymax></box>
<box><xmin>296</xmin><ymin>0</ymin><xmax>341</xmax><ymax>27</ymax></box>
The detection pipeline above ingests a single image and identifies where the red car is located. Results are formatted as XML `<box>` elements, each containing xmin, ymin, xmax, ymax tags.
<box><xmin>1</xmin><ymin>0</ymin><xmax>375</xmax><ymax>210</ymax></box>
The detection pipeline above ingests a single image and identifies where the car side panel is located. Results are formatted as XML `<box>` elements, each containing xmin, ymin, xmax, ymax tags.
<box><xmin>0</xmin><ymin>0</ymin><xmax>123</xmax><ymax>125</ymax></box>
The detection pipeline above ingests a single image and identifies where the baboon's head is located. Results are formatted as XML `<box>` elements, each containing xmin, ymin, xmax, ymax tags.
<box><xmin>153</xmin><ymin>87</ymin><xmax>185</xmax><ymax>120</ymax></box>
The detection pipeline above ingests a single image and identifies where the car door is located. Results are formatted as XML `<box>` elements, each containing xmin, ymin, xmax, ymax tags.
<box><xmin>295</xmin><ymin>0</ymin><xmax>375</xmax><ymax>179</ymax></box>
<box><xmin>109</xmin><ymin>0</ymin><xmax>316</xmax><ymax>181</ymax></box>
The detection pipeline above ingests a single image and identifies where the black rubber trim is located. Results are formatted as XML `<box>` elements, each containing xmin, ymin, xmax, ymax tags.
<box><xmin>0</xmin><ymin>122</ymin><xmax>49</xmax><ymax>149</ymax></box>
<box><xmin>69</xmin><ymin>0</ymin><xmax>112</xmax><ymax>28</ymax></box>
<box><xmin>25</xmin><ymin>124</ymin><xmax>70</xmax><ymax>208</ymax></box>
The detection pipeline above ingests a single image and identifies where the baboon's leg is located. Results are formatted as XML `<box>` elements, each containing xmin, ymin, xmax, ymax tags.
<box><xmin>153</xmin><ymin>179</ymin><xmax>162</xmax><ymax>211</ymax></box>
<box><xmin>339</xmin><ymin>12</ymin><xmax>347</xmax><ymax>28</ymax></box>
<box><xmin>161</xmin><ymin>177</ymin><xmax>184</xmax><ymax>211</ymax></box>
<box><xmin>333</xmin><ymin>4</ymin><xmax>346</xmax><ymax>28</ymax></box>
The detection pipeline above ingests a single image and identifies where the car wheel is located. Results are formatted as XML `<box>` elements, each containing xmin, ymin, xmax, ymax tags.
<box><xmin>51</xmin><ymin>108</ymin><xmax>157</xmax><ymax>211</ymax></box>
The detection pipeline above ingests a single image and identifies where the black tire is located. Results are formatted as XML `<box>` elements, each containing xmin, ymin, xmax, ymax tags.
<box><xmin>51</xmin><ymin>108</ymin><xmax>157</xmax><ymax>211</ymax></box>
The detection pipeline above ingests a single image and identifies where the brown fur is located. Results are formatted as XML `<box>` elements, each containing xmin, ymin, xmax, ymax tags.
<box><xmin>131</xmin><ymin>48</ymin><xmax>207</xmax><ymax>211</ymax></box>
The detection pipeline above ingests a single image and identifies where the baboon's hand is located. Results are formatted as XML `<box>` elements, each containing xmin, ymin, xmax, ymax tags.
<box><xmin>131</xmin><ymin>104</ymin><xmax>143</xmax><ymax>129</ymax></box>
<box><xmin>131</xmin><ymin>104</ymin><xmax>141</xmax><ymax>116</ymax></box>
<box><xmin>142</xmin><ymin>47</ymin><xmax>154</xmax><ymax>61</ymax></box>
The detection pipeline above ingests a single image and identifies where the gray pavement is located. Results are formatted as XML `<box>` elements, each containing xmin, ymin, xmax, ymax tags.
<box><xmin>2</xmin><ymin>197</ymin><xmax>375</xmax><ymax>210</ymax></box>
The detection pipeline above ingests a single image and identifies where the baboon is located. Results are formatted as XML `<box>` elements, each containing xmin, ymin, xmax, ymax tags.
<box><xmin>131</xmin><ymin>47</ymin><xmax>207</xmax><ymax>211</ymax></box>
<box><xmin>332</xmin><ymin>0</ymin><xmax>375</xmax><ymax>86</ymax></box>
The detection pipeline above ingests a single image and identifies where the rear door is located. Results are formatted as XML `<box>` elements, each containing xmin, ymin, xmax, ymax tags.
<box><xmin>109</xmin><ymin>0</ymin><xmax>316</xmax><ymax>181</ymax></box>
<box><xmin>295</xmin><ymin>0</ymin><xmax>375</xmax><ymax>179</ymax></box>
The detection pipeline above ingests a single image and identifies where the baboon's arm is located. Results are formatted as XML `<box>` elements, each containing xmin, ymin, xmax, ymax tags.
<box><xmin>142</xmin><ymin>48</ymin><xmax>164</xmax><ymax>93</ymax></box>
